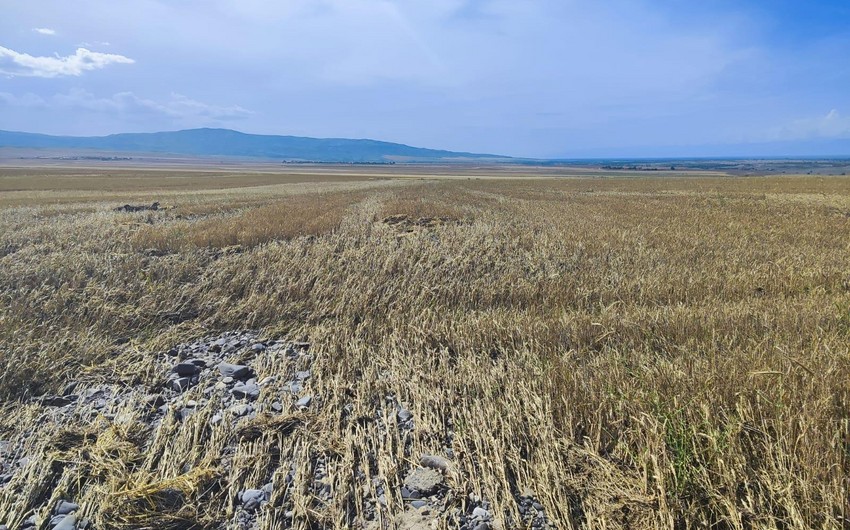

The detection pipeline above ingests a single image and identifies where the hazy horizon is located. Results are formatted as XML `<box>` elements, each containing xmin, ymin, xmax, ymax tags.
<box><xmin>2</xmin><ymin>1</ymin><xmax>849</xmax><ymax>158</ymax></box>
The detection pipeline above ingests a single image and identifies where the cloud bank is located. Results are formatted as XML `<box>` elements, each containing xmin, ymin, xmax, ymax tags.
<box><xmin>0</xmin><ymin>46</ymin><xmax>133</xmax><ymax>78</ymax></box>
<box><xmin>32</xmin><ymin>28</ymin><xmax>56</xmax><ymax>36</ymax></box>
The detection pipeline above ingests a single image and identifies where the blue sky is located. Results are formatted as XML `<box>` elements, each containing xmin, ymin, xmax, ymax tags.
<box><xmin>1</xmin><ymin>0</ymin><xmax>849</xmax><ymax>157</ymax></box>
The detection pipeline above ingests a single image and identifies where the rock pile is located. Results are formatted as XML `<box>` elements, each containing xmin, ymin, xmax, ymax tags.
<box><xmin>160</xmin><ymin>331</ymin><xmax>315</xmax><ymax>427</ymax></box>
<box><xmin>112</xmin><ymin>202</ymin><xmax>161</xmax><ymax>213</ymax></box>
<box><xmin>3</xmin><ymin>329</ymin><xmax>552</xmax><ymax>530</ymax></box>
<box><xmin>516</xmin><ymin>491</ymin><xmax>555</xmax><ymax>529</ymax></box>
<box><xmin>5</xmin><ymin>331</ymin><xmax>317</xmax><ymax>530</ymax></box>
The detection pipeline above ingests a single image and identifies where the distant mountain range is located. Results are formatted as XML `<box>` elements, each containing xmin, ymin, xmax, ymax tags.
<box><xmin>0</xmin><ymin>128</ymin><xmax>510</xmax><ymax>163</ymax></box>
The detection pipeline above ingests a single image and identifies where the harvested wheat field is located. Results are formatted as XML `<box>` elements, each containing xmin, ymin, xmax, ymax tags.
<box><xmin>0</xmin><ymin>168</ymin><xmax>848</xmax><ymax>530</ymax></box>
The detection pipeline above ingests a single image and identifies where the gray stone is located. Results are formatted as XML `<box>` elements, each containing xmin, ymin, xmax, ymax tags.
<box><xmin>42</xmin><ymin>395</ymin><xmax>76</xmax><ymax>407</ymax></box>
<box><xmin>229</xmin><ymin>404</ymin><xmax>252</xmax><ymax>417</ymax></box>
<box><xmin>271</xmin><ymin>401</ymin><xmax>283</xmax><ymax>412</ymax></box>
<box><xmin>411</xmin><ymin>500</ymin><xmax>427</xmax><ymax>509</ymax></box>
<box><xmin>295</xmin><ymin>395</ymin><xmax>312</xmax><ymax>408</ymax></box>
<box><xmin>231</xmin><ymin>381</ymin><xmax>260</xmax><ymax>400</ymax></box>
<box><xmin>251</xmin><ymin>343</ymin><xmax>266</xmax><ymax>352</ymax></box>
<box><xmin>283</xmin><ymin>381</ymin><xmax>303</xmax><ymax>394</ymax></box>
<box><xmin>54</xmin><ymin>500</ymin><xmax>79</xmax><ymax>515</ymax></box>
<box><xmin>210</xmin><ymin>413</ymin><xmax>223</xmax><ymax>425</ymax></box>
<box><xmin>172</xmin><ymin>362</ymin><xmax>200</xmax><ymax>377</ymax></box>
<box><xmin>403</xmin><ymin>467</ymin><xmax>443</xmax><ymax>495</ymax></box>
<box><xmin>420</xmin><ymin>454</ymin><xmax>451</xmax><ymax>472</ymax></box>
<box><xmin>53</xmin><ymin>514</ymin><xmax>77</xmax><ymax>530</ymax></box>
<box><xmin>472</xmin><ymin>507</ymin><xmax>490</xmax><ymax>519</ymax></box>
<box><xmin>218</xmin><ymin>363</ymin><xmax>250</xmax><ymax>379</ymax></box>
<box><xmin>398</xmin><ymin>408</ymin><xmax>413</xmax><ymax>422</ymax></box>
<box><xmin>532</xmin><ymin>501</ymin><xmax>544</xmax><ymax>511</ymax></box>
<box><xmin>473</xmin><ymin>523</ymin><xmax>490</xmax><ymax>530</ymax></box>
<box><xmin>240</xmin><ymin>489</ymin><xmax>265</xmax><ymax>511</ymax></box>
<box><xmin>222</xmin><ymin>376</ymin><xmax>234</xmax><ymax>384</ymax></box>
<box><xmin>294</xmin><ymin>370</ymin><xmax>311</xmax><ymax>381</ymax></box>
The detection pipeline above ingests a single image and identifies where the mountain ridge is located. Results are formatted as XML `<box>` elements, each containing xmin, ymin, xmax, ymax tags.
<box><xmin>0</xmin><ymin>128</ymin><xmax>510</xmax><ymax>163</ymax></box>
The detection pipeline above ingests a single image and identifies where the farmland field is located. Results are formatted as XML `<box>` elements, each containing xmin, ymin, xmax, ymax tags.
<box><xmin>0</xmin><ymin>165</ymin><xmax>848</xmax><ymax>529</ymax></box>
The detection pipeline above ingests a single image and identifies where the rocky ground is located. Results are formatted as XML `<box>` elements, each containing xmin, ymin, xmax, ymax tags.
<box><xmin>0</xmin><ymin>331</ymin><xmax>556</xmax><ymax>530</ymax></box>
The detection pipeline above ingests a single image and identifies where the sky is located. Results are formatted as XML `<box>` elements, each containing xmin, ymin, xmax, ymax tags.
<box><xmin>1</xmin><ymin>0</ymin><xmax>849</xmax><ymax>158</ymax></box>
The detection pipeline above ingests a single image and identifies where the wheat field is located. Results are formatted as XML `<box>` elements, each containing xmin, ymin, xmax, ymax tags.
<box><xmin>0</xmin><ymin>167</ymin><xmax>848</xmax><ymax>530</ymax></box>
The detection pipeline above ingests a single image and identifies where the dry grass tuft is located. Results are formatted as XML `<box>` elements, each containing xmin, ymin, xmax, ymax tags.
<box><xmin>97</xmin><ymin>467</ymin><xmax>221</xmax><ymax>530</ymax></box>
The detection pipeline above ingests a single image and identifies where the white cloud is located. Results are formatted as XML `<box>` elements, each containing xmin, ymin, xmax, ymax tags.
<box><xmin>0</xmin><ymin>89</ymin><xmax>252</xmax><ymax>121</ymax></box>
<box><xmin>32</xmin><ymin>28</ymin><xmax>56</xmax><ymax>36</ymax></box>
<box><xmin>0</xmin><ymin>46</ymin><xmax>134</xmax><ymax>78</ymax></box>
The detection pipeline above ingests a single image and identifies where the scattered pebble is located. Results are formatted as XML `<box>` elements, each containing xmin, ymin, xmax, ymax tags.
<box><xmin>231</xmin><ymin>380</ymin><xmax>260</xmax><ymax>400</ymax></box>
<box><xmin>229</xmin><ymin>404</ymin><xmax>253</xmax><ymax>417</ymax></box>
<box><xmin>472</xmin><ymin>507</ymin><xmax>490</xmax><ymax>519</ymax></box>
<box><xmin>283</xmin><ymin>381</ymin><xmax>303</xmax><ymax>394</ymax></box>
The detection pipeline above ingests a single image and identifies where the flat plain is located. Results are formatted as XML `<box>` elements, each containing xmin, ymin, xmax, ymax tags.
<box><xmin>0</xmin><ymin>164</ymin><xmax>848</xmax><ymax>529</ymax></box>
